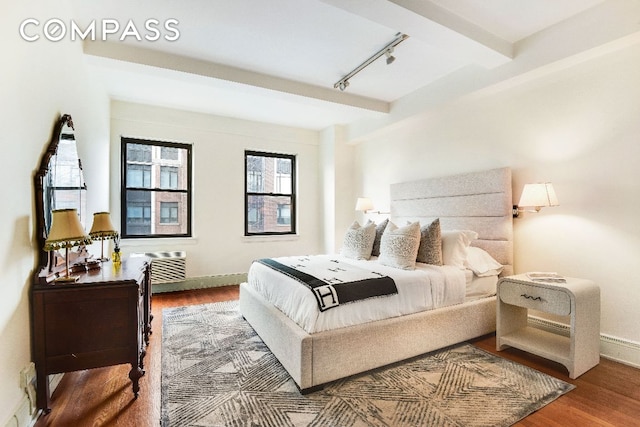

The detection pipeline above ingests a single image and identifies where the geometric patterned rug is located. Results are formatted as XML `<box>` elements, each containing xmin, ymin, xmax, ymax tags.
<box><xmin>161</xmin><ymin>300</ymin><xmax>574</xmax><ymax>427</ymax></box>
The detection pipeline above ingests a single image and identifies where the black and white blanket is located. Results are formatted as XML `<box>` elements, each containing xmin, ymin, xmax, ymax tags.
<box><xmin>256</xmin><ymin>256</ymin><xmax>397</xmax><ymax>312</ymax></box>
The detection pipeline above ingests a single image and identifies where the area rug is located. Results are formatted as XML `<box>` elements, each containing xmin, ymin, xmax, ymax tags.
<box><xmin>161</xmin><ymin>301</ymin><xmax>574</xmax><ymax>426</ymax></box>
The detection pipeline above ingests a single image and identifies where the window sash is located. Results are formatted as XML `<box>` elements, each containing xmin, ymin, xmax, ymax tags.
<box><xmin>121</xmin><ymin>137</ymin><xmax>192</xmax><ymax>238</ymax></box>
<box><xmin>244</xmin><ymin>150</ymin><xmax>296</xmax><ymax>235</ymax></box>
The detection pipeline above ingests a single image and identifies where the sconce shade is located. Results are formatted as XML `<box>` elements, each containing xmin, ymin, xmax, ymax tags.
<box><xmin>518</xmin><ymin>183</ymin><xmax>559</xmax><ymax>210</ymax></box>
<box><xmin>355</xmin><ymin>197</ymin><xmax>374</xmax><ymax>212</ymax></box>
<box><xmin>89</xmin><ymin>212</ymin><xmax>118</xmax><ymax>239</ymax></box>
<box><xmin>44</xmin><ymin>208</ymin><xmax>92</xmax><ymax>250</ymax></box>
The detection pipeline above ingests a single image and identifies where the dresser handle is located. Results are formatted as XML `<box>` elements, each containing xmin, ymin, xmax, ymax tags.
<box><xmin>521</xmin><ymin>293</ymin><xmax>544</xmax><ymax>302</ymax></box>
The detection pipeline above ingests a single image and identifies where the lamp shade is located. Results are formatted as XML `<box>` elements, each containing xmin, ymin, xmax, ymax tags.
<box><xmin>355</xmin><ymin>197</ymin><xmax>374</xmax><ymax>212</ymax></box>
<box><xmin>518</xmin><ymin>183</ymin><xmax>559</xmax><ymax>209</ymax></box>
<box><xmin>44</xmin><ymin>208</ymin><xmax>92</xmax><ymax>250</ymax></box>
<box><xmin>89</xmin><ymin>212</ymin><xmax>118</xmax><ymax>239</ymax></box>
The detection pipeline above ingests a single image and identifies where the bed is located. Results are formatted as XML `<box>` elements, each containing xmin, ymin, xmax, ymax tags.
<box><xmin>239</xmin><ymin>167</ymin><xmax>513</xmax><ymax>392</ymax></box>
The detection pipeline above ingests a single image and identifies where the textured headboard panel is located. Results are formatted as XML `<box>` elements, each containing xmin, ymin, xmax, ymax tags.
<box><xmin>390</xmin><ymin>167</ymin><xmax>513</xmax><ymax>276</ymax></box>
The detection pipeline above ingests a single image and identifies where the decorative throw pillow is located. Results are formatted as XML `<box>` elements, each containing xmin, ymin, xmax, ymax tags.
<box><xmin>378</xmin><ymin>221</ymin><xmax>421</xmax><ymax>270</ymax></box>
<box><xmin>441</xmin><ymin>230</ymin><xmax>479</xmax><ymax>268</ymax></box>
<box><xmin>340</xmin><ymin>220</ymin><xmax>376</xmax><ymax>260</ymax></box>
<box><xmin>371</xmin><ymin>218</ymin><xmax>388</xmax><ymax>257</ymax></box>
<box><xmin>416</xmin><ymin>218</ymin><xmax>443</xmax><ymax>265</ymax></box>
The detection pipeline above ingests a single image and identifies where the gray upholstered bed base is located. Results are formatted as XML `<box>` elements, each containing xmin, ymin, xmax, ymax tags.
<box><xmin>239</xmin><ymin>167</ymin><xmax>511</xmax><ymax>392</ymax></box>
<box><xmin>240</xmin><ymin>283</ymin><xmax>496</xmax><ymax>392</ymax></box>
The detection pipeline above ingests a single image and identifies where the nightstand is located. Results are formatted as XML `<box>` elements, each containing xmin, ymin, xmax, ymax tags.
<box><xmin>496</xmin><ymin>274</ymin><xmax>600</xmax><ymax>379</ymax></box>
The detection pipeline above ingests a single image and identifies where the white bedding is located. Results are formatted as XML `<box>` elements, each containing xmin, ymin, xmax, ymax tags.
<box><xmin>247</xmin><ymin>254</ymin><xmax>469</xmax><ymax>333</ymax></box>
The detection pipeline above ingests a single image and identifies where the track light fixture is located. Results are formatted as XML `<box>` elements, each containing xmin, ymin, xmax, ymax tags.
<box><xmin>334</xmin><ymin>32</ymin><xmax>408</xmax><ymax>92</ymax></box>
<box><xmin>338</xmin><ymin>81</ymin><xmax>350</xmax><ymax>91</ymax></box>
<box><xmin>385</xmin><ymin>48</ymin><xmax>395</xmax><ymax>65</ymax></box>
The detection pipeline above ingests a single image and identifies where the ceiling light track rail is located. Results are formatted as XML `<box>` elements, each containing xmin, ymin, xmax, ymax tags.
<box><xmin>334</xmin><ymin>32</ymin><xmax>409</xmax><ymax>91</ymax></box>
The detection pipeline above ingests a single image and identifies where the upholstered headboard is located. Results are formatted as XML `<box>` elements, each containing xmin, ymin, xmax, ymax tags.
<box><xmin>390</xmin><ymin>167</ymin><xmax>513</xmax><ymax>276</ymax></box>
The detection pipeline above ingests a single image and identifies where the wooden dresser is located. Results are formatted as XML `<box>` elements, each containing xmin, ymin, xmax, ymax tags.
<box><xmin>32</xmin><ymin>256</ymin><xmax>152</xmax><ymax>413</ymax></box>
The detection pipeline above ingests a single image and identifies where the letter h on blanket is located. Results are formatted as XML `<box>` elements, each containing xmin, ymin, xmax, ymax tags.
<box><xmin>314</xmin><ymin>285</ymin><xmax>339</xmax><ymax>310</ymax></box>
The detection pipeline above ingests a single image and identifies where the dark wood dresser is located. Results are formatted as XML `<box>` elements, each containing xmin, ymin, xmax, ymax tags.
<box><xmin>32</xmin><ymin>256</ymin><xmax>152</xmax><ymax>413</ymax></box>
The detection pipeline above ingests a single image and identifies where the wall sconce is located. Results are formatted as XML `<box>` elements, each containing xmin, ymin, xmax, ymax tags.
<box><xmin>44</xmin><ymin>208</ymin><xmax>92</xmax><ymax>281</ymax></box>
<box><xmin>89</xmin><ymin>212</ymin><xmax>118</xmax><ymax>261</ymax></box>
<box><xmin>513</xmin><ymin>183</ymin><xmax>559</xmax><ymax>218</ymax></box>
<box><xmin>355</xmin><ymin>197</ymin><xmax>389</xmax><ymax>215</ymax></box>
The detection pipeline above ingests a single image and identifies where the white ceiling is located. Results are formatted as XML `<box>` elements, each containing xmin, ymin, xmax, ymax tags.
<box><xmin>71</xmin><ymin>0</ymin><xmax>607</xmax><ymax>130</ymax></box>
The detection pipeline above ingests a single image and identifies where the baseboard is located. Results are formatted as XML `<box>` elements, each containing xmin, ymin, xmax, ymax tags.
<box><xmin>528</xmin><ymin>316</ymin><xmax>640</xmax><ymax>369</ymax></box>
<box><xmin>3</xmin><ymin>395</ymin><xmax>37</xmax><ymax>427</ymax></box>
<box><xmin>151</xmin><ymin>272</ymin><xmax>247</xmax><ymax>293</ymax></box>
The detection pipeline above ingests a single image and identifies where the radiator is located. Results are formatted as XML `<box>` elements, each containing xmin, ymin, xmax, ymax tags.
<box><xmin>145</xmin><ymin>251</ymin><xmax>187</xmax><ymax>285</ymax></box>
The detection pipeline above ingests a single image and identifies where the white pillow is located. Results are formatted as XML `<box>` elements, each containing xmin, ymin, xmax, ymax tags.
<box><xmin>340</xmin><ymin>220</ymin><xmax>376</xmax><ymax>260</ymax></box>
<box><xmin>441</xmin><ymin>230</ymin><xmax>478</xmax><ymax>268</ymax></box>
<box><xmin>465</xmin><ymin>246</ymin><xmax>504</xmax><ymax>277</ymax></box>
<box><xmin>378</xmin><ymin>221</ymin><xmax>421</xmax><ymax>270</ymax></box>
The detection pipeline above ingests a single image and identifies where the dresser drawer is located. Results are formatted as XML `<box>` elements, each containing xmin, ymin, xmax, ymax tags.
<box><xmin>499</xmin><ymin>281</ymin><xmax>571</xmax><ymax>315</ymax></box>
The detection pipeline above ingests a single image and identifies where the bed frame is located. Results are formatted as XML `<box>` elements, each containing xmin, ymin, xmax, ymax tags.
<box><xmin>239</xmin><ymin>167</ymin><xmax>513</xmax><ymax>392</ymax></box>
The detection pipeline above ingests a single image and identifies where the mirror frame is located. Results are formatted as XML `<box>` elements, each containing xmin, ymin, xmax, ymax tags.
<box><xmin>34</xmin><ymin>114</ymin><xmax>75</xmax><ymax>271</ymax></box>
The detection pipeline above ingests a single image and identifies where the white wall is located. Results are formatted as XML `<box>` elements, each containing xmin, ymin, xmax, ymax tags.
<box><xmin>0</xmin><ymin>0</ymin><xmax>110</xmax><ymax>423</ymax></box>
<box><xmin>319</xmin><ymin>126</ymin><xmax>356</xmax><ymax>254</ymax></box>
<box><xmin>110</xmin><ymin>101</ymin><xmax>323</xmax><ymax>277</ymax></box>
<box><xmin>352</xmin><ymin>42</ymin><xmax>640</xmax><ymax>354</ymax></box>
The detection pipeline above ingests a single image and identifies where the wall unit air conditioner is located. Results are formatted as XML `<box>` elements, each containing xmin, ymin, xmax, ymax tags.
<box><xmin>145</xmin><ymin>251</ymin><xmax>186</xmax><ymax>285</ymax></box>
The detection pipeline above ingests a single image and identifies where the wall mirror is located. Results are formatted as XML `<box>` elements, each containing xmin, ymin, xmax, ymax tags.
<box><xmin>34</xmin><ymin>114</ymin><xmax>88</xmax><ymax>272</ymax></box>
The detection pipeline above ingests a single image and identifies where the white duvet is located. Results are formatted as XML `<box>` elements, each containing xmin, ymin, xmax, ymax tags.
<box><xmin>247</xmin><ymin>255</ymin><xmax>467</xmax><ymax>334</ymax></box>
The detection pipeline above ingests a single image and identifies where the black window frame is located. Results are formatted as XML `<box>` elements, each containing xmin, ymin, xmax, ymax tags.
<box><xmin>244</xmin><ymin>150</ymin><xmax>296</xmax><ymax>236</ymax></box>
<box><xmin>121</xmin><ymin>137</ymin><xmax>192</xmax><ymax>239</ymax></box>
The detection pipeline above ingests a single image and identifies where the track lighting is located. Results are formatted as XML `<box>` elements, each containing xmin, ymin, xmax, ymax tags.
<box><xmin>334</xmin><ymin>32</ymin><xmax>408</xmax><ymax>92</ymax></box>
<box><xmin>385</xmin><ymin>48</ymin><xmax>395</xmax><ymax>65</ymax></box>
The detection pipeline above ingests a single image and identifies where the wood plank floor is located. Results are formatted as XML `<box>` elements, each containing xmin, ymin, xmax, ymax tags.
<box><xmin>35</xmin><ymin>286</ymin><xmax>640</xmax><ymax>426</ymax></box>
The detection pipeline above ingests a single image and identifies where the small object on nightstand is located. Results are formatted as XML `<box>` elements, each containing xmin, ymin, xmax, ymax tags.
<box><xmin>496</xmin><ymin>274</ymin><xmax>600</xmax><ymax>379</ymax></box>
<box><xmin>526</xmin><ymin>271</ymin><xmax>566</xmax><ymax>283</ymax></box>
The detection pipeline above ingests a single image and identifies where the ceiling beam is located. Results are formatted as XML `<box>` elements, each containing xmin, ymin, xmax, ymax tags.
<box><xmin>83</xmin><ymin>41</ymin><xmax>390</xmax><ymax>114</ymax></box>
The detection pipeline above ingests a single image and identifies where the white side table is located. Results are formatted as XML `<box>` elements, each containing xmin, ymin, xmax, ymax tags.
<box><xmin>496</xmin><ymin>274</ymin><xmax>600</xmax><ymax>378</ymax></box>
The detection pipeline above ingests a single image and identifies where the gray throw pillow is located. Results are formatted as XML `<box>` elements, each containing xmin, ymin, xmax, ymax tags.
<box><xmin>371</xmin><ymin>218</ymin><xmax>388</xmax><ymax>257</ymax></box>
<box><xmin>416</xmin><ymin>218</ymin><xmax>443</xmax><ymax>265</ymax></box>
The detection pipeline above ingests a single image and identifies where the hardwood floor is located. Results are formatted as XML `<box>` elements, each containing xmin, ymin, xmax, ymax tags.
<box><xmin>35</xmin><ymin>286</ymin><xmax>640</xmax><ymax>426</ymax></box>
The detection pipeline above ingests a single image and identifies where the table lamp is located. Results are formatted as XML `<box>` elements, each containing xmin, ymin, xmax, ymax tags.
<box><xmin>89</xmin><ymin>212</ymin><xmax>118</xmax><ymax>261</ymax></box>
<box><xmin>44</xmin><ymin>208</ymin><xmax>92</xmax><ymax>282</ymax></box>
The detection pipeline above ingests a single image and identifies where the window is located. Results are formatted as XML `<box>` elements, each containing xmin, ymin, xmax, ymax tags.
<box><xmin>121</xmin><ymin>137</ymin><xmax>192</xmax><ymax>238</ymax></box>
<box><xmin>127</xmin><ymin>164</ymin><xmax>151</xmax><ymax>188</ymax></box>
<box><xmin>160</xmin><ymin>202</ymin><xmax>179</xmax><ymax>223</ymax></box>
<box><xmin>160</xmin><ymin>166</ymin><xmax>178</xmax><ymax>189</ymax></box>
<box><xmin>245</xmin><ymin>150</ymin><xmax>296</xmax><ymax>235</ymax></box>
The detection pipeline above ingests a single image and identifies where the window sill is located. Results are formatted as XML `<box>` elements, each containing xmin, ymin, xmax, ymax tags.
<box><xmin>242</xmin><ymin>234</ymin><xmax>300</xmax><ymax>243</ymax></box>
<box><xmin>120</xmin><ymin>237</ymin><xmax>199</xmax><ymax>248</ymax></box>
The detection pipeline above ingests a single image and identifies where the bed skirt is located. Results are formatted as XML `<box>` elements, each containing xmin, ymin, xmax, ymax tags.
<box><xmin>239</xmin><ymin>282</ymin><xmax>497</xmax><ymax>392</ymax></box>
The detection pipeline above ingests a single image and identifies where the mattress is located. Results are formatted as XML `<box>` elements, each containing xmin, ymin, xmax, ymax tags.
<box><xmin>247</xmin><ymin>255</ymin><xmax>473</xmax><ymax>333</ymax></box>
<box><xmin>464</xmin><ymin>268</ymin><xmax>499</xmax><ymax>301</ymax></box>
